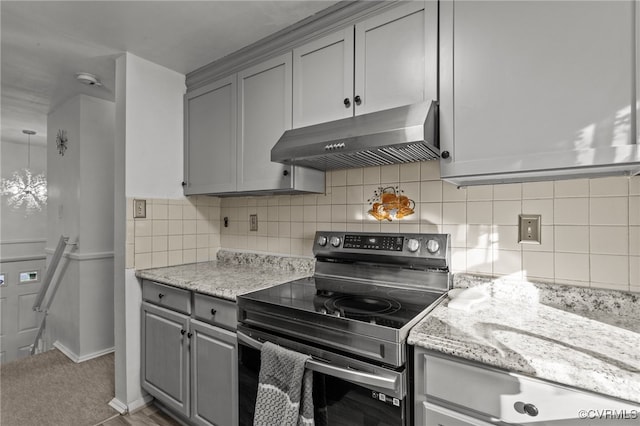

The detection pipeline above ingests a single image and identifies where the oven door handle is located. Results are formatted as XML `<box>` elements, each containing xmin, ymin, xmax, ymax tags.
<box><xmin>237</xmin><ymin>331</ymin><xmax>399</xmax><ymax>393</ymax></box>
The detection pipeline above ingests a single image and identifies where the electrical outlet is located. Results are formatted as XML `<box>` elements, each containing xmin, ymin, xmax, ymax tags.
<box><xmin>250</xmin><ymin>214</ymin><xmax>258</xmax><ymax>231</ymax></box>
<box><xmin>134</xmin><ymin>199</ymin><xmax>146</xmax><ymax>219</ymax></box>
<box><xmin>518</xmin><ymin>214</ymin><xmax>541</xmax><ymax>244</ymax></box>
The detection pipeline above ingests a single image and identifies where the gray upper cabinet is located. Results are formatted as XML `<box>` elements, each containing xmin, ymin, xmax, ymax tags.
<box><xmin>440</xmin><ymin>0</ymin><xmax>640</xmax><ymax>185</ymax></box>
<box><xmin>184</xmin><ymin>76</ymin><xmax>237</xmax><ymax>195</ymax></box>
<box><xmin>184</xmin><ymin>54</ymin><xmax>324</xmax><ymax>195</ymax></box>
<box><xmin>292</xmin><ymin>1</ymin><xmax>437</xmax><ymax>128</ymax></box>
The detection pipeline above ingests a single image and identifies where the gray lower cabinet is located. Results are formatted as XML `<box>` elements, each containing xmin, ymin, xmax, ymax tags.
<box><xmin>141</xmin><ymin>280</ymin><xmax>238</xmax><ymax>426</ymax></box>
<box><xmin>414</xmin><ymin>348</ymin><xmax>640</xmax><ymax>425</ymax></box>
<box><xmin>141</xmin><ymin>302</ymin><xmax>190</xmax><ymax>418</ymax></box>
<box><xmin>190</xmin><ymin>319</ymin><xmax>238</xmax><ymax>426</ymax></box>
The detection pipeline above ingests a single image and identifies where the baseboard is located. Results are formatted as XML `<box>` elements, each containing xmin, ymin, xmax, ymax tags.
<box><xmin>127</xmin><ymin>394</ymin><xmax>154</xmax><ymax>414</ymax></box>
<box><xmin>53</xmin><ymin>341</ymin><xmax>115</xmax><ymax>363</ymax></box>
<box><xmin>108</xmin><ymin>398</ymin><xmax>128</xmax><ymax>415</ymax></box>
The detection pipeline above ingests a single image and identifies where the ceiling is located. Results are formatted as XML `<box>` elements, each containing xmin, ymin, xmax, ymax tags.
<box><xmin>1</xmin><ymin>1</ymin><xmax>339</xmax><ymax>147</ymax></box>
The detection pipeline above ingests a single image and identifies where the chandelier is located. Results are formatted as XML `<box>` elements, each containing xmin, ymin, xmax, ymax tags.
<box><xmin>0</xmin><ymin>130</ymin><xmax>47</xmax><ymax>213</ymax></box>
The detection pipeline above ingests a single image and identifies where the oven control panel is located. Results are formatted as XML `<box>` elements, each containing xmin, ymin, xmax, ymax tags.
<box><xmin>313</xmin><ymin>231</ymin><xmax>450</xmax><ymax>268</ymax></box>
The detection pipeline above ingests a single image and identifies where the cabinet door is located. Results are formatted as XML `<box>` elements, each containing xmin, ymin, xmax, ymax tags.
<box><xmin>190</xmin><ymin>319</ymin><xmax>238</xmax><ymax>426</ymax></box>
<box><xmin>184</xmin><ymin>75</ymin><xmax>237</xmax><ymax>194</ymax></box>
<box><xmin>141</xmin><ymin>302</ymin><xmax>190</xmax><ymax>417</ymax></box>
<box><xmin>440</xmin><ymin>0</ymin><xmax>637</xmax><ymax>183</ymax></box>
<box><xmin>237</xmin><ymin>53</ymin><xmax>293</xmax><ymax>192</ymax></box>
<box><xmin>423</xmin><ymin>402</ymin><xmax>495</xmax><ymax>426</ymax></box>
<box><xmin>292</xmin><ymin>29</ymin><xmax>354</xmax><ymax>128</ymax></box>
<box><xmin>354</xmin><ymin>1</ymin><xmax>435</xmax><ymax>115</ymax></box>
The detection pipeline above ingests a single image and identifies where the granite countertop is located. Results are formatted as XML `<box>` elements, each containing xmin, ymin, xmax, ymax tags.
<box><xmin>409</xmin><ymin>274</ymin><xmax>640</xmax><ymax>404</ymax></box>
<box><xmin>135</xmin><ymin>250</ymin><xmax>314</xmax><ymax>301</ymax></box>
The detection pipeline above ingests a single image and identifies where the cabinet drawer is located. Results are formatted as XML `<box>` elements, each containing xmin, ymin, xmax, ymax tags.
<box><xmin>142</xmin><ymin>280</ymin><xmax>191</xmax><ymax>314</ymax></box>
<box><xmin>423</xmin><ymin>402</ymin><xmax>493</xmax><ymax>426</ymax></box>
<box><xmin>193</xmin><ymin>293</ymin><xmax>236</xmax><ymax>330</ymax></box>
<box><xmin>424</xmin><ymin>354</ymin><xmax>640</xmax><ymax>425</ymax></box>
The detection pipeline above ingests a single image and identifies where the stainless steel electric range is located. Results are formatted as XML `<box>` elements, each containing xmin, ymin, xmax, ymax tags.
<box><xmin>237</xmin><ymin>231</ymin><xmax>451</xmax><ymax>426</ymax></box>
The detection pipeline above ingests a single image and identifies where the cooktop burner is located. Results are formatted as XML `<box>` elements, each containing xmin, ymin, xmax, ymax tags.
<box><xmin>242</xmin><ymin>276</ymin><xmax>444</xmax><ymax>330</ymax></box>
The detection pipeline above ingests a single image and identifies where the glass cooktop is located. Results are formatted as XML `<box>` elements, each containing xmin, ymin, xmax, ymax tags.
<box><xmin>239</xmin><ymin>276</ymin><xmax>445</xmax><ymax>330</ymax></box>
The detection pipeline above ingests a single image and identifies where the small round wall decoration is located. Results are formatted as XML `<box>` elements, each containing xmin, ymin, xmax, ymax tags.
<box><xmin>56</xmin><ymin>129</ymin><xmax>68</xmax><ymax>156</ymax></box>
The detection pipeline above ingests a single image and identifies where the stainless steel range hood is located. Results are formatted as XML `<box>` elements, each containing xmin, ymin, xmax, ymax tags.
<box><xmin>271</xmin><ymin>101</ymin><xmax>439</xmax><ymax>171</ymax></box>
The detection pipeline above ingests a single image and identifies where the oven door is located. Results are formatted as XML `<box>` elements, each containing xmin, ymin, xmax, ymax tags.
<box><xmin>237</xmin><ymin>327</ymin><xmax>408</xmax><ymax>426</ymax></box>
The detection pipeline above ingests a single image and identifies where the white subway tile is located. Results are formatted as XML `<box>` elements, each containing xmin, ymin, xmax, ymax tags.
<box><xmin>135</xmin><ymin>253</ymin><xmax>152</xmax><ymax>269</ymax></box>
<box><xmin>590</xmin><ymin>197</ymin><xmax>628</xmax><ymax>226</ymax></box>
<box><xmin>420</xmin><ymin>203</ymin><xmax>442</xmax><ymax>225</ymax></box>
<box><xmin>466</xmin><ymin>248</ymin><xmax>493</xmax><ymax>274</ymax></box>
<box><xmin>331</xmin><ymin>170</ymin><xmax>347</xmax><ymax>186</ymax></box>
<box><xmin>443</xmin><ymin>224</ymin><xmax>466</xmax><ymax>248</ymax></box>
<box><xmin>168</xmin><ymin>204</ymin><xmax>183</xmax><ymax>220</ymax></box>
<box><xmin>346</xmin><ymin>185</ymin><xmax>364</xmax><ymax>205</ymax></box>
<box><xmin>591</xmin><ymin>255</ymin><xmax>628</xmax><ymax>285</ymax></box>
<box><xmin>420</xmin><ymin>181</ymin><xmax>442</xmax><ymax>202</ymax></box>
<box><xmin>331</xmin><ymin>205</ymin><xmax>347</xmax><ymax>222</ymax></box>
<box><xmin>466</xmin><ymin>185</ymin><xmax>493</xmax><ymax>201</ymax></box>
<box><xmin>303</xmin><ymin>222</ymin><xmax>318</xmax><ymax>239</ymax></box>
<box><xmin>183</xmin><ymin>204</ymin><xmax>197</xmax><ymax>220</ymax></box>
<box><xmin>380</xmin><ymin>222</ymin><xmax>400</xmax><ymax>233</ymax></box>
<box><xmin>630</xmin><ymin>197</ymin><xmax>640</xmax><ymax>226</ymax></box>
<box><xmin>347</xmin><ymin>168</ymin><xmax>363</xmax><ymax>186</ymax></box>
<box><xmin>630</xmin><ymin>176</ymin><xmax>640</xmax><ymax>196</ymax></box>
<box><xmin>554</xmin><ymin>225</ymin><xmax>589</xmax><ymax>253</ymax></box>
<box><xmin>290</xmin><ymin>238</ymin><xmax>305</xmax><ymax>256</ymax></box>
<box><xmin>167</xmin><ymin>250</ymin><xmax>183</xmax><ymax>266</ymax></box>
<box><xmin>522</xmin><ymin>200</ymin><xmax>554</xmax><ymax>225</ymax></box>
<box><xmin>363</xmin><ymin>223</ymin><xmax>381</xmax><ymax>232</ymax></box>
<box><xmin>442</xmin><ymin>202</ymin><xmax>466</xmax><ymax>225</ymax></box>
<box><xmin>363</xmin><ymin>166</ymin><xmax>380</xmax><ymax>184</ymax></box>
<box><xmin>380</xmin><ymin>164</ymin><xmax>400</xmax><ymax>183</ymax></box>
<box><xmin>183</xmin><ymin>249</ymin><xmax>197</xmax><ymax>264</ymax></box>
<box><xmin>134</xmin><ymin>237</ymin><xmax>152</xmax><ymax>254</ymax></box>
<box><xmin>267</xmin><ymin>206</ymin><xmax>278</xmax><ymax>221</ymax></box>
<box><xmin>126</xmin><ymin>221</ymin><xmax>135</xmax><ymax>244</ymax></box>
<box><xmin>278</xmin><ymin>222</ymin><xmax>291</xmax><ymax>238</ymax></box>
<box><xmin>331</xmin><ymin>186</ymin><xmax>347</xmax><ymax>204</ymax></box>
<box><xmin>442</xmin><ymin>182</ymin><xmax>466</xmax><ymax>202</ymax></box>
<box><xmin>420</xmin><ymin>224</ymin><xmax>440</xmax><ymax>234</ymax></box>
<box><xmin>278</xmin><ymin>205</ymin><xmax>291</xmax><ymax>222</ymax></box>
<box><xmin>493</xmin><ymin>250</ymin><xmax>523</xmax><ymax>278</ymax></box>
<box><xmin>522</xmin><ymin>181</ymin><xmax>554</xmax><ymax>199</ymax></box>
<box><xmin>303</xmin><ymin>194</ymin><xmax>317</xmax><ymax>205</ymax></box>
<box><xmin>183</xmin><ymin>220</ymin><xmax>196</xmax><ymax>235</ymax></box>
<box><xmin>466</xmin><ymin>224</ymin><xmax>493</xmax><ymax>249</ymax></box>
<box><xmin>554</xmin><ymin>198</ymin><xmax>588</xmax><ymax>225</ymax></box>
<box><xmin>554</xmin><ymin>179</ymin><xmax>589</xmax><ymax>197</ymax></box>
<box><xmin>589</xmin><ymin>226</ymin><xmax>628</xmax><ymax>255</ymax></box>
<box><xmin>420</xmin><ymin>161</ymin><xmax>440</xmax><ymax>181</ymax></box>
<box><xmin>630</xmin><ymin>227</ymin><xmax>640</xmax><ymax>256</ymax></box>
<box><xmin>347</xmin><ymin>204</ymin><xmax>365</xmax><ymax>222</ymax></box>
<box><xmin>303</xmin><ymin>205</ymin><xmax>317</xmax><ymax>222</ymax></box>
<box><xmin>183</xmin><ymin>235</ymin><xmax>196</xmax><ymax>250</ymax></box>
<box><xmin>346</xmin><ymin>223</ymin><xmax>364</xmax><ymax>232</ymax></box>
<box><xmin>277</xmin><ymin>238</ymin><xmax>291</xmax><ymax>255</ymax></box>
<box><xmin>493</xmin><ymin>201</ymin><xmax>521</xmax><ymax>225</ymax></box>
<box><xmin>493</xmin><ymin>183</ymin><xmax>521</xmax><ymax>200</ymax></box>
<box><xmin>466</xmin><ymin>201</ymin><xmax>492</xmax><ymax>224</ymax></box>
<box><xmin>450</xmin><ymin>247</ymin><xmax>467</xmax><ymax>273</ymax></box>
<box><xmin>135</xmin><ymin>220</ymin><xmax>152</xmax><ymax>237</ymax></box>
<box><xmin>331</xmin><ymin>223</ymin><xmax>347</xmax><ymax>232</ymax></box>
<box><xmin>589</xmin><ymin>176</ymin><xmax>628</xmax><ymax>197</ymax></box>
<box><xmin>290</xmin><ymin>206</ymin><xmax>304</xmax><ymax>222</ymax></box>
<box><xmin>494</xmin><ymin>225</ymin><xmax>521</xmax><ymax>251</ymax></box>
<box><xmin>399</xmin><ymin>182</ymin><xmax>420</xmax><ymax>204</ymax></box>
<box><xmin>555</xmin><ymin>253</ymin><xmax>589</xmax><ymax>282</ymax></box>
<box><xmin>523</xmin><ymin>251</ymin><xmax>554</xmax><ymax>280</ymax></box>
<box><xmin>630</xmin><ymin>256</ymin><xmax>640</xmax><ymax>287</ymax></box>
<box><xmin>153</xmin><ymin>204</ymin><xmax>168</xmax><ymax>220</ymax></box>
<box><xmin>152</xmin><ymin>236</ymin><xmax>168</xmax><ymax>252</ymax></box>
<box><xmin>267</xmin><ymin>222</ymin><xmax>279</xmax><ymax>237</ymax></box>
<box><xmin>400</xmin><ymin>162</ymin><xmax>421</xmax><ymax>182</ymax></box>
<box><xmin>152</xmin><ymin>251</ymin><xmax>168</xmax><ymax>268</ymax></box>
<box><xmin>399</xmin><ymin>223</ymin><xmax>420</xmax><ymax>233</ymax></box>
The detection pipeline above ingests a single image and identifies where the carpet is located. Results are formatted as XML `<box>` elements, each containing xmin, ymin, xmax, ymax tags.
<box><xmin>0</xmin><ymin>349</ymin><xmax>118</xmax><ymax>426</ymax></box>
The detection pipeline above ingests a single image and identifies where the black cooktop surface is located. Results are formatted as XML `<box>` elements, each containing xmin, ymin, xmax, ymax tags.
<box><xmin>239</xmin><ymin>276</ymin><xmax>445</xmax><ymax>330</ymax></box>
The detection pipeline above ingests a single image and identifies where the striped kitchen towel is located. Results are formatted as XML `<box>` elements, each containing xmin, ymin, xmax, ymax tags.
<box><xmin>254</xmin><ymin>341</ymin><xmax>315</xmax><ymax>426</ymax></box>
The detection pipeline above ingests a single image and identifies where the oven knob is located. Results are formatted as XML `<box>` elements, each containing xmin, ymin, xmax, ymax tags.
<box><xmin>330</xmin><ymin>236</ymin><xmax>342</xmax><ymax>247</ymax></box>
<box><xmin>407</xmin><ymin>238</ymin><xmax>420</xmax><ymax>252</ymax></box>
<box><xmin>317</xmin><ymin>235</ymin><xmax>328</xmax><ymax>247</ymax></box>
<box><xmin>426</xmin><ymin>239</ymin><xmax>440</xmax><ymax>254</ymax></box>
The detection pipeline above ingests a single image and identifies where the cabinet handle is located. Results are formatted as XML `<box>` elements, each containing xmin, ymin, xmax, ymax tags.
<box><xmin>181</xmin><ymin>181</ymin><xmax>186</xmax><ymax>186</ymax></box>
<box><xmin>158</xmin><ymin>293</ymin><xmax>165</xmax><ymax>299</ymax></box>
<box><xmin>283</xmin><ymin>170</ymin><xmax>289</xmax><ymax>177</ymax></box>
<box><xmin>354</xmin><ymin>95</ymin><xmax>362</xmax><ymax>105</ymax></box>
<box><xmin>187</xmin><ymin>332</ymin><xmax>193</xmax><ymax>339</ymax></box>
<box><xmin>210</xmin><ymin>308</ymin><xmax>217</xmax><ymax>315</ymax></box>
<box><xmin>441</xmin><ymin>151</ymin><xmax>450</xmax><ymax>159</ymax></box>
<box><xmin>180</xmin><ymin>329</ymin><xmax>186</xmax><ymax>335</ymax></box>
<box><xmin>523</xmin><ymin>403</ymin><xmax>539</xmax><ymax>417</ymax></box>
<box><xmin>343</xmin><ymin>98</ymin><xmax>351</xmax><ymax>108</ymax></box>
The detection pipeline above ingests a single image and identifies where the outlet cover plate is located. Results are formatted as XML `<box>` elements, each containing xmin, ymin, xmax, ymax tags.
<box><xmin>518</xmin><ymin>214</ymin><xmax>541</xmax><ymax>244</ymax></box>
<box><xmin>134</xmin><ymin>199</ymin><xmax>147</xmax><ymax>219</ymax></box>
<box><xmin>249</xmin><ymin>214</ymin><xmax>258</xmax><ymax>231</ymax></box>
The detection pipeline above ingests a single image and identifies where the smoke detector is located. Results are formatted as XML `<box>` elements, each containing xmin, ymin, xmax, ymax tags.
<box><xmin>75</xmin><ymin>72</ymin><xmax>102</xmax><ymax>87</ymax></box>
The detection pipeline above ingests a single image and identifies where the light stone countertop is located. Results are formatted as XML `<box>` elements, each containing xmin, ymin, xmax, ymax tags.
<box><xmin>135</xmin><ymin>249</ymin><xmax>314</xmax><ymax>301</ymax></box>
<box><xmin>408</xmin><ymin>274</ymin><xmax>640</xmax><ymax>404</ymax></box>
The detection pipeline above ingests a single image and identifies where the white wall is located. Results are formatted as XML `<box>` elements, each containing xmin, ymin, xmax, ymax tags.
<box><xmin>113</xmin><ymin>52</ymin><xmax>186</xmax><ymax>412</ymax></box>
<box><xmin>46</xmin><ymin>94</ymin><xmax>116</xmax><ymax>361</ymax></box>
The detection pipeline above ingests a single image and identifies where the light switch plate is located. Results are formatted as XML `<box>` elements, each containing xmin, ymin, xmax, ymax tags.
<box><xmin>134</xmin><ymin>199</ymin><xmax>146</xmax><ymax>219</ymax></box>
<box><xmin>249</xmin><ymin>214</ymin><xmax>258</xmax><ymax>232</ymax></box>
<box><xmin>518</xmin><ymin>214</ymin><xmax>541</xmax><ymax>244</ymax></box>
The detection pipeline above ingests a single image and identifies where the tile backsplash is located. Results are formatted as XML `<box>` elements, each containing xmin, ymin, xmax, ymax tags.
<box><xmin>126</xmin><ymin>196</ymin><xmax>221</xmax><ymax>269</ymax></box>
<box><xmin>218</xmin><ymin>161</ymin><xmax>640</xmax><ymax>293</ymax></box>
